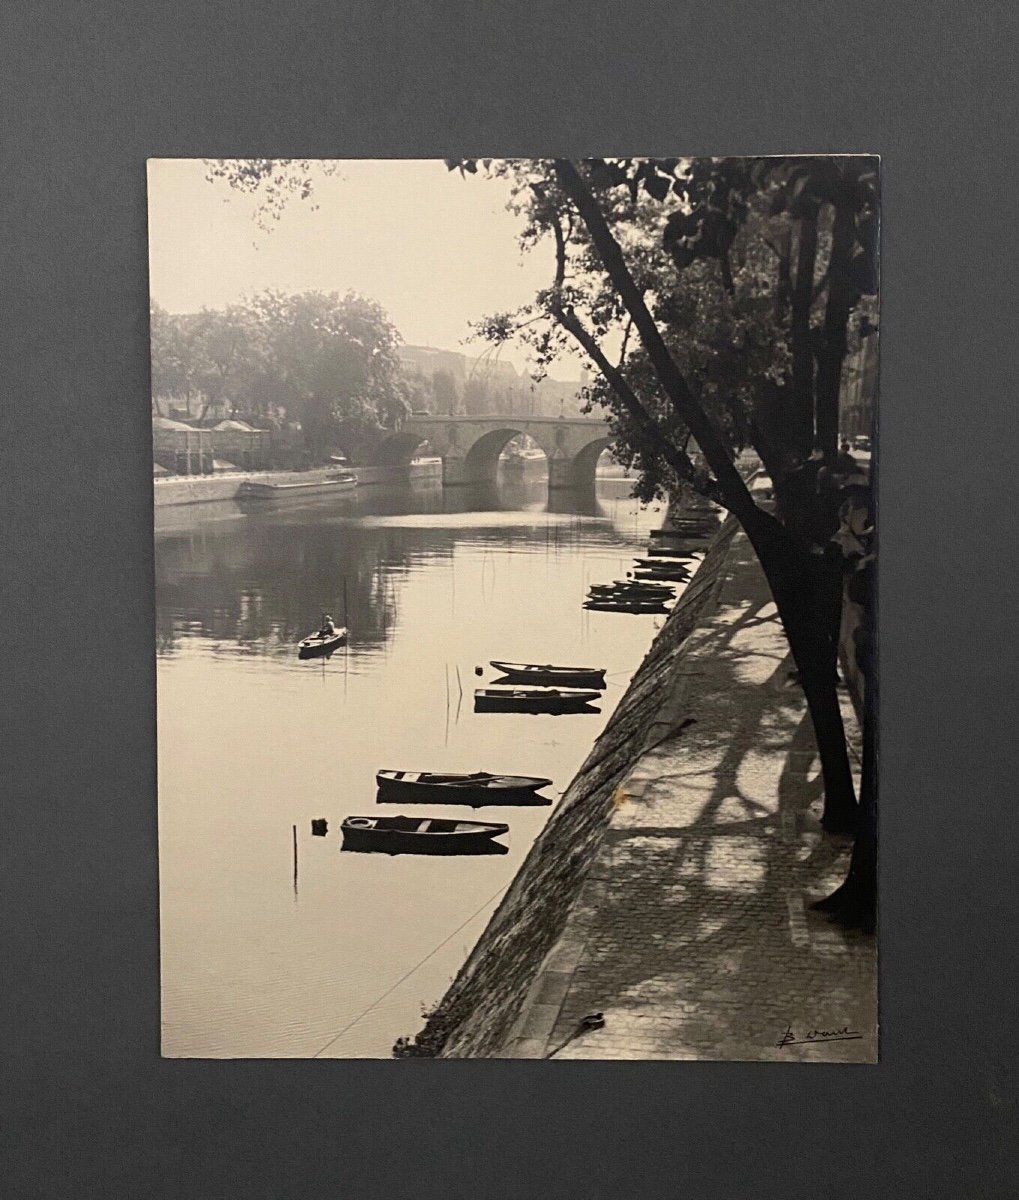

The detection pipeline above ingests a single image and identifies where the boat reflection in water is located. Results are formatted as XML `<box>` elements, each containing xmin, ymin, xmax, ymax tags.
<box><xmin>340</xmin><ymin>815</ymin><xmax>510</xmax><ymax>856</ymax></box>
<box><xmin>474</xmin><ymin>687</ymin><xmax>602</xmax><ymax>714</ymax></box>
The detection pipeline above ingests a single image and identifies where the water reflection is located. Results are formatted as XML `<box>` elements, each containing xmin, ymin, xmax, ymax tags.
<box><xmin>157</xmin><ymin>468</ymin><xmax>670</xmax><ymax>1058</ymax></box>
<box><xmin>156</xmin><ymin>476</ymin><xmax>623</xmax><ymax>660</ymax></box>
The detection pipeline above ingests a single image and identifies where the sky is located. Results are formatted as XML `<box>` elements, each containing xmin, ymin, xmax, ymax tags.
<box><xmin>147</xmin><ymin>159</ymin><xmax>582</xmax><ymax>377</ymax></box>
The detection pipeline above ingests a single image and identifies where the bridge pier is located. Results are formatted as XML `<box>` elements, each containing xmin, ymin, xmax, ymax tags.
<box><xmin>441</xmin><ymin>456</ymin><xmax>473</xmax><ymax>487</ymax></box>
<box><xmin>546</xmin><ymin>456</ymin><xmax>575</xmax><ymax>490</ymax></box>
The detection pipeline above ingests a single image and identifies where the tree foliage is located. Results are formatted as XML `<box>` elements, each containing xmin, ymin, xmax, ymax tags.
<box><xmin>461</xmin><ymin>156</ymin><xmax>878</xmax><ymax>514</ymax></box>
<box><xmin>203</xmin><ymin>160</ymin><xmax>340</xmax><ymax>232</ymax></box>
<box><xmin>460</xmin><ymin>157</ymin><xmax>879</xmax><ymax>922</ymax></box>
<box><xmin>150</xmin><ymin>290</ymin><xmax>410</xmax><ymax>460</ymax></box>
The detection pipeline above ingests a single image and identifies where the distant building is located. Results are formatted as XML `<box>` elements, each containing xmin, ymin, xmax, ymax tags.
<box><xmin>398</xmin><ymin>345</ymin><xmax>471</xmax><ymax>382</ymax></box>
<box><xmin>152</xmin><ymin>417</ymin><xmax>213</xmax><ymax>475</ymax></box>
<box><xmin>398</xmin><ymin>343</ymin><xmax>589</xmax><ymax>420</ymax></box>
<box><xmin>210</xmin><ymin>419</ymin><xmax>271</xmax><ymax>470</ymax></box>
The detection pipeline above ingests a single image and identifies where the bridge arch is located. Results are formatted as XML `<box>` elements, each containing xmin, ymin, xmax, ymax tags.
<box><xmin>374</xmin><ymin>414</ymin><xmax>612</xmax><ymax>493</ymax></box>
<box><xmin>560</xmin><ymin>436</ymin><xmax>614</xmax><ymax>490</ymax></box>
<box><xmin>372</xmin><ymin>431</ymin><xmax>427</xmax><ymax>467</ymax></box>
<box><xmin>464</xmin><ymin>428</ymin><xmax>546</xmax><ymax>478</ymax></box>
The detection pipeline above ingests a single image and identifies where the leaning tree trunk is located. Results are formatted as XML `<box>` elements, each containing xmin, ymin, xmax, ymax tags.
<box><xmin>741</xmin><ymin>508</ymin><xmax>859</xmax><ymax>833</ymax></box>
<box><xmin>814</xmin><ymin>546</ymin><xmax>877</xmax><ymax>928</ymax></box>
<box><xmin>812</xmin><ymin>599</ymin><xmax>875</xmax><ymax>928</ymax></box>
<box><xmin>551</xmin><ymin>159</ymin><xmax>858</xmax><ymax>832</ymax></box>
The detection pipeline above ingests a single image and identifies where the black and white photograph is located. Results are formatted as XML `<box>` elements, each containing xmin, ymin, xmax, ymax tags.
<box><xmin>149</xmin><ymin>157</ymin><xmax>878</xmax><ymax>1061</ymax></box>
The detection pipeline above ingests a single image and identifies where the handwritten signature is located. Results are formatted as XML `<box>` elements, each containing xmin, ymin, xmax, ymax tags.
<box><xmin>776</xmin><ymin>1023</ymin><xmax>863</xmax><ymax>1048</ymax></box>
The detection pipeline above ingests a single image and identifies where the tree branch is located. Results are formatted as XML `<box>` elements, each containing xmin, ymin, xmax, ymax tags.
<box><xmin>552</xmin><ymin>301</ymin><xmax>727</xmax><ymax>507</ymax></box>
<box><xmin>552</xmin><ymin>159</ymin><xmax>761</xmax><ymax>523</ymax></box>
<box><xmin>541</xmin><ymin>199</ymin><xmax>723</xmax><ymax>504</ymax></box>
<box><xmin>617</xmin><ymin>316</ymin><xmax>633</xmax><ymax>369</ymax></box>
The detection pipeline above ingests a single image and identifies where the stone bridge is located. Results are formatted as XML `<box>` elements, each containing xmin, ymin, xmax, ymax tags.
<box><xmin>374</xmin><ymin>415</ymin><xmax>613</xmax><ymax>490</ymax></box>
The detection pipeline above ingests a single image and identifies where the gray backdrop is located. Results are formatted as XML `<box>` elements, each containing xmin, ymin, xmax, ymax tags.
<box><xmin>2</xmin><ymin>1</ymin><xmax>1016</xmax><ymax>1196</ymax></box>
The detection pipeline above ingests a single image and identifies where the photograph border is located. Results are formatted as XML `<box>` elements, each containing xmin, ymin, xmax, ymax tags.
<box><xmin>3</xmin><ymin>1</ymin><xmax>1015</xmax><ymax>1196</ymax></box>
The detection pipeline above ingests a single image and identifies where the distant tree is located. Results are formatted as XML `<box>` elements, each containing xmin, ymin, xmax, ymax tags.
<box><xmin>430</xmin><ymin>368</ymin><xmax>459</xmax><ymax>415</ymax></box>
<box><xmin>150</xmin><ymin>302</ymin><xmax>199</xmax><ymax>414</ymax></box>
<box><xmin>462</xmin><ymin>374</ymin><xmax>492</xmax><ymax>415</ymax></box>
<box><xmin>401</xmin><ymin>370</ymin><xmax>433</xmax><ymax>413</ymax></box>
<box><xmin>190</xmin><ymin>304</ymin><xmax>260</xmax><ymax>420</ymax></box>
<box><xmin>246</xmin><ymin>289</ymin><xmax>410</xmax><ymax>462</ymax></box>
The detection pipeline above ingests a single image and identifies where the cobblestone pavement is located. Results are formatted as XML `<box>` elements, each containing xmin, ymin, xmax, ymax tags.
<box><xmin>498</xmin><ymin>531</ymin><xmax>877</xmax><ymax>1062</ymax></box>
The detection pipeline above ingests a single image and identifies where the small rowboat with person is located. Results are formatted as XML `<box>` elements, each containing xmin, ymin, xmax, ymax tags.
<box><xmin>298</xmin><ymin>611</ymin><xmax>347</xmax><ymax>658</ymax></box>
<box><xmin>376</xmin><ymin>770</ymin><xmax>553</xmax><ymax>806</ymax></box>
<box><xmin>298</xmin><ymin>628</ymin><xmax>347</xmax><ymax>658</ymax></box>
<box><xmin>340</xmin><ymin>815</ymin><xmax>509</xmax><ymax>855</ymax></box>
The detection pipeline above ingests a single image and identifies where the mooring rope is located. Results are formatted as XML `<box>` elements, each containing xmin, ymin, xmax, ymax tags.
<box><xmin>311</xmin><ymin>880</ymin><xmax>510</xmax><ymax>1058</ymax></box>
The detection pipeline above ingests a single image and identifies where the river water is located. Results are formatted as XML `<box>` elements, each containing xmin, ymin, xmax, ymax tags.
<box><xmin>156</xmin><ymin>467</ymin><xmax>678</xmax><ymax>1057</ymax></box>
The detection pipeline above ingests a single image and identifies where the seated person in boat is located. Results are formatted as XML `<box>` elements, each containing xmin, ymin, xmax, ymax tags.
<box><xmin>320</xmin><ymin>615</ymin><xmax>336</xmax><ymax>637</ymax></box>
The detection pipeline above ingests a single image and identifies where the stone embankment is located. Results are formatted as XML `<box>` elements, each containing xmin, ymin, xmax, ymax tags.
<box><xmin>152</xmin><ymin>460</ymin><xmax>443</xmax><ymax>507</ymax></box>
<box><xmin>398</xmin><ymin>511</ymin><xmax>740</xmax><ymax>1058</ymax></box>
<box><xmin>401</xmin><ymin>496</ymin><xmax>875</xmax><ymax>1061</ymax></box>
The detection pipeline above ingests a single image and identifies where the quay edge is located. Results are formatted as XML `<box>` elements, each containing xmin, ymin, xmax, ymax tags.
<box><xmin>396</xmin><ymin>513</ymin><xmax>738</xmax><ymax>1059</ymax></box>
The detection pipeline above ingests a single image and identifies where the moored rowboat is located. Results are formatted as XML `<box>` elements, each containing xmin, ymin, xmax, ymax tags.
<box><xmin>340</xmin><ymin>815</ymin><xmax>509</xmax><ymax>855</ymax></box>
<box><xmin>584</xmin><ymin>599</ymin><xmax>670</xmax><ymax>614</ymax></box>
<box><xmin>631</xmin><ymin>568</ymin><xmax>691</xmax><ymax>582</ymax></box>
<box><xmin>376</xmin><ymin>770</ymin><xmax>553</xmax><ymax>805</ymax></box>
<box><xmin>589</xmin><ymin>579</ymin><xmax>674</xmax><ymax>594</ymax></box>
<box><xmin>645</xmin><ymin>544</ymin><xmax>702</xmax><ymax>557</ymax></box>
<box><xmin>633</xmin><ymin>556</ymin><xmax>694</xmax><ymax>569</ymax></box>
<box><xmin>489</xmin><ymin>660</ymin><xmax>606</xmax><ymax>688</ymax></box>
<box><xmin>474</xmin><ymin>687</ymin><xmax>601</xmax><ymax>713</ymax></box>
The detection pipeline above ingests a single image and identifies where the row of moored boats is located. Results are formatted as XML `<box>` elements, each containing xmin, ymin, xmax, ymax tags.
<box><xmin>322</xmin><ymin>763</ymin><xmax>559</xmax><ymax>856</ymax></box>
<box><xmin>583</xmin><ymin>509</ymin><xmax>717</xmax><ymax>613</ymax></box>
<box><xmin>300</xmin><ymin>506</ymin><xmax>720</xmax><ymax>855</ymax></box>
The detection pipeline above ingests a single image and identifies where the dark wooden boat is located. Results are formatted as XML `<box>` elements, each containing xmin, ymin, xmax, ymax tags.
<box><xmin>377</xmin><ymin>770</ymin><xmax>553</xmax><ymax>805</ymax></box>
<box><xmin>589</xmin><ymin>580</ymin><xmax>674</xmax><ymax>595</ymax></box>
<box><xmin>631</xmin><ymin>568</ymin><xmax>691</xmax><ymax>582</ymax></box>
<box><xmin>650</xmin><ymin>526</ymin><xmax>713</xmax><ymax>539</ymax></box>
<box><xmin>645</xmin><ymin>544</ymin><xmax>703</xmax><ymax>557</ymax></box>
<box><xmin>474</xmin><ymin>687</ymin><xmax>601</xmax><ymax>713</ymax></box>
<box><xmin>298</xmin><ymin>628</ymin><xmax>348</xmax><ymax>658</ymax></box>
<box><xmin>633</xmin><ymin>556</ymin><xmax>694</xmax><ymax>570</ymax></box>
<box><xmin>340</xmin><ymin>814</ymin><xmax>509</xmax><ymax>855</ymax></box>
<box><xmin>490</xmin><ymin>660</ymin><xmax>606</xmax><ymax>688</ymax></box>
<box><xmin>584</xmin><ymin>599</ymin><xmax>670</xmax><ymax>614</ymax></box>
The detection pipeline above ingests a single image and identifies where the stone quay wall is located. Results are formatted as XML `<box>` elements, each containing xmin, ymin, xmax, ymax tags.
<box><xmin>152</xmin><ymin>459</ymin><xmax>443</xmax><ymax>507</ymax></box>
<box><xmin>402</xmin><ymin>514</ymin><xmax>739</xmax><ymax>1058</ymax></box>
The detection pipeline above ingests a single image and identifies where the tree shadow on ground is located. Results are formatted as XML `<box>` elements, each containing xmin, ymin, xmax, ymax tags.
<box><xmin>546</xmin><ymin>579</ymin><xmax>874</xmax><ymax>1061</ymax></box>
